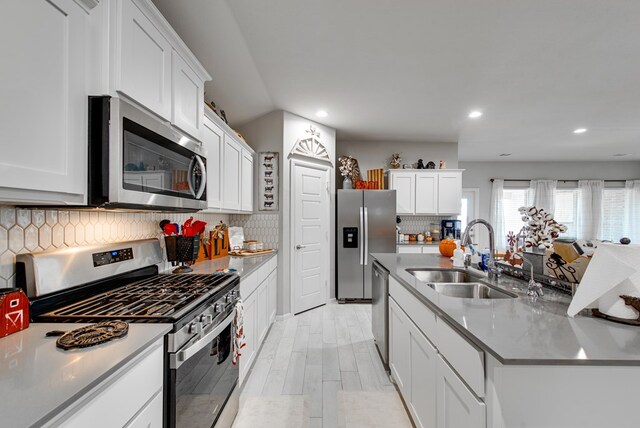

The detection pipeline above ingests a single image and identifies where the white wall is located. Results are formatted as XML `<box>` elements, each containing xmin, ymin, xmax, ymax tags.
<box><xmin>336</xmin><ymin>140</ymin><xmax>458</xmax><ymax>187</ymax></box>
<box><xmin>237</xmin><ymin>110</ymin><xmax>284</xmax><ymax>212</ymax></box>
<box><xmin>283</xmin><ymin>112</ymin><xmax>336</xmax><ymax>312</ymax></box>
<box><xmin>459</xmin><ymin>161</ymin><xmax>640</xmax><ymax>247</ymax></box>
<box><xmin>238</xmin><ymin>110</ymin><xmax>337</xmax><ymax>316</ymax></box>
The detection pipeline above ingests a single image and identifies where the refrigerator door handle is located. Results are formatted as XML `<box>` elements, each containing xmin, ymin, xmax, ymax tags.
<box><xmin>364</xmin><ymin>207</ymin><xmax>369</xmax><ymax>265</ymax></box>
<box><xmin>359</xmin><ymin>207</ymin><xmax>364</xmax><ymax>265</ymax></box>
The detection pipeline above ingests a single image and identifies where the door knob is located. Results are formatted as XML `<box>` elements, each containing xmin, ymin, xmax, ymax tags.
<box><xmin>296</xmin><ymin>245</ymin><xmax>306</xmax><ymax>250</ymax></box>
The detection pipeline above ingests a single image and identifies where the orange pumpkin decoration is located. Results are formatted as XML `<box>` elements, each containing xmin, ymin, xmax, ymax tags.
<box><xmin>439</xmin><ymin>239</ymin><xmax>457</xmax><ymax>257</ymax></box>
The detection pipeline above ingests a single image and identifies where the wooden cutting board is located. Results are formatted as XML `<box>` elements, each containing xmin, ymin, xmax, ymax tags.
<box><xmin>229</xmin><ymin>249</ymin><xmax>274</xmax><ymax>257</ymax></box>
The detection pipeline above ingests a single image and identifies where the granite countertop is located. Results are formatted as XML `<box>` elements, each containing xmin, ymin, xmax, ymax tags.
<box><xmin>397</xmin><ymin>241</ymin><xmax>440</xmax><ymax>246</ymax></box>
<box><xmin>0</xmin><ymin>323</ymin><xmax>171</xmax><ymax>427</ymax></box>
<box><xmin>188</xmin><ymin>251</ymin><xmax>277</xmax><ymax>278</ymax></box>
<box><xmin>372</xmin><ymin>253</ymin><xmax>640</xmax><ymax>366</ymax></box>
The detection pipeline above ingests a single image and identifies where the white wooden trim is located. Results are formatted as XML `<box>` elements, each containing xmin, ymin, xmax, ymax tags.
<box><xmin>289</xmin><ymin>158</ymin><xmax>331</xmax><ymax>315</ymax></box>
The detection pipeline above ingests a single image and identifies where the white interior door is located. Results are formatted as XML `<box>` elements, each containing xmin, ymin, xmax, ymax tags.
<box><xmin>292</xmin><ymin>162</ymin><xmax>329</xmax><ymax>314</ymax></box>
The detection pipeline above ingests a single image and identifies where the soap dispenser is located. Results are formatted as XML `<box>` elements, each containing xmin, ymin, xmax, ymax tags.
<box><xmin>453</xmin><ymin>241</ymin><xmax>465</xmax><ymax>267</ymax></box>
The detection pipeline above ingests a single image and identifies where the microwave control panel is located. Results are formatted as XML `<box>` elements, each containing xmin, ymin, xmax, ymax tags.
<box><xmin>92</xmin><ymin>248</ymin><xmax>134</xmax><ymax>267</ymax></box>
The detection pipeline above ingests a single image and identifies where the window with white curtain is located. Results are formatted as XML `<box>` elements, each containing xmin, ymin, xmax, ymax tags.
<box><xmin>601</xmin><ymin>188</ymin><xmax>625</xmax><ymax>241</ymax></box>
<box><xmin>554</xmin><ymin>189</ymin><xmax>578</xmax><ymax>238</ymax></box>
<box><xmin>502</xmin><ymin>188</ymin><xmax>527</xmax><ymax>236</ymax></box>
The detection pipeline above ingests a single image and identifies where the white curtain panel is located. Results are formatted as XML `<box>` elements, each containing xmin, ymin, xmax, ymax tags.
<box><xmin>529</xmin><ymin>179</ymin><xmax>557</xmax><ymax>214</ymax></box>
<box><xmin>577</xmin><ymin>180</ymin><xmax>604</xmax><ymax>240</ymax></box>
<box><xmin>623</xmin><ymin>180</ymin><xmax>640</xmax><ymax>243</ymax></box>
<box><xmin>489</xmin><ymin>179</ymin><xmax>506</xmax><ymax>250</ymax></box>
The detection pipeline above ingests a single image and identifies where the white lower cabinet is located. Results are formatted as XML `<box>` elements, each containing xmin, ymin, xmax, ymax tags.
<box><xmin>409</xmin><ymin>316</ymin><xmax>438</xmax><ymax>428</ymax></box>
<box><xmin>267</xmin><ymin>269</ymin><xmax>278</xmax><ymax>324</ymax></box>
<box><xmin>256</xmin><ymin>282</ymin><xmax>269</xmax><ymax>344</ymax></box>
<box><xmin>49</xmin><ymin>340</ymin><xmax>164</xmax><ymax>428</ymax></box>
<box><xmin>397</xmin><ymin>246</ymin><xmax>422</xmax><ymax>254</ymax></box>
<box><xmin>437</xmin><ymin>355</ymin><xmax>486</xmax><ymax>428</ymax></box>
<box><xmin>390</xmin><ymin>288</ymin><xmax>486</xmax><ymax>428</ymax></box>
<box><xmin>390</xmin><ymin>297</ymin><xmax>437</xmax><ymax>428</ymax></box>
<box><xmin>397</xmin><ymin>245</ymin><xmax>440</xmax><ymax>254</ymax></box>
<box><xmin>389</xmin><ymin>298</ymin><xmax>412</xmax><ymax>395</ymax></box>
<box><xmin>239</xmin><ymin>257</ymin><xmax>278</xmax><ymax>384</ymax></box>
<box><xmin>242</xmin><ymin>291</ymin><xmax>257</xmax><ymax>379</ymax></box>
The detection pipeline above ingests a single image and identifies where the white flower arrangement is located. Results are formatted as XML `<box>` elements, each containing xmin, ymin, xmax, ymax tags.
<box><xmin>338</xmin><ymin>156</ymin><xmax>356</xmax><ymax>178</ymax></box>
<box><xmin>518</xmin><ymin>206</ymin><xmax>568</xmax><ymax>250</ymax></box>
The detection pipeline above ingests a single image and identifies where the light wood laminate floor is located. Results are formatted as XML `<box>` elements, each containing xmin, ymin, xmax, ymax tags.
<box><xmin>238</xmin><ymin>302</ymin><xmax>407</xmax><ymax>428</ymax></box>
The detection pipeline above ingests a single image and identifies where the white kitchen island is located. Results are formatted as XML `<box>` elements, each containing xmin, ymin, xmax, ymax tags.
<box><xmin>373</xmin><ymin>253</ymin><xmax>640</xmax><ymax>428</ymax></box>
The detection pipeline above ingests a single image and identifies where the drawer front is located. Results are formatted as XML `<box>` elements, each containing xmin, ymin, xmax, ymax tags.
<box><xmin>125</xmin><ymin>390</ymin><xmax>163</xmax><ymax>428</ymax></box>
<box><xmin>437</xmin><ymin>354</ymin><xmax>486</xmax><ymax>428</ymax></box>
<box><xmin>60</xmin><ymin>341</ymin><xmax>163</xmax><ymax>428</ymax></box>
<box><xmin>240</xmin><ymin>271</ymin><xmax>259</xmax><ymax>299</ymax></box>
<box><xmin>389</xmin><ymin>277</ymin><xmax>437</xmax><ymax>344</ymax></box>
<box><xmin>436</xmin><ymin>319</ymin><xmax>485</xmax><ymax>397</ymax></box>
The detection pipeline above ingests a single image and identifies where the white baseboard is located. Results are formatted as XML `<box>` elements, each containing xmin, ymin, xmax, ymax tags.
<box><xmin>276</xmin><ymin>313</ymin><xmax>293</xmax><ymax>321</ymax></box>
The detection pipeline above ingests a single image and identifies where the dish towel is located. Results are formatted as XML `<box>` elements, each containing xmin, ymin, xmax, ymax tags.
<box><xmin>232</xmin><ymin>299</ymin><xmax>246</xmax><ymax>365</ymax></box>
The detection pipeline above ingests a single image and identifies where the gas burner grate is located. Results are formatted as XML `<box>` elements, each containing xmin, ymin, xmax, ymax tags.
<box><xmin>41</xmin><ymin>273</ymin><xmax>236</xmax><ymax>321</ymax></box>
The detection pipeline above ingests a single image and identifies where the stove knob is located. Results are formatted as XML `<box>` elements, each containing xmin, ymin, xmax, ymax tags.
<box><xmin>200</xmin><ymin>314</ymin><xmax>213</xmax><ymax>324</ymax></box>
<box><xmin>224</xmin><ymin>293</ymin><xmax>232</xmax><ymax>303</ymax></box>
<box><xmin>229</xmin><ymin>290</ymin><xmax>238</xmax><ymax>299</ymax></box>
<box><xmin>213</xmin><ymin>303</ymin><xmax>223</xmax><ymax>313</ymax></box>
<box><xmin>189</xmin><ymin>322</ymin><xmax>202</xmax><ymax>334</ymax></box>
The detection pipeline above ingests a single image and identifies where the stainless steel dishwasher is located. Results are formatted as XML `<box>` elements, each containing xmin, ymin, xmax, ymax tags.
<box><xmin>371</xmin><ymin>260</ymin><xmax>390</xmax><ymax>369</ymax></box>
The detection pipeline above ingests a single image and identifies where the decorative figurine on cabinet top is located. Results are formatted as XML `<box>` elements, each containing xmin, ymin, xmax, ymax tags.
<box><xmin>390</xmin><ymin>153</ymin><xmax>401</xmax><ymax>169</ymax></box>
<box><xmin>416</xmin><ymin>159</ymin><xmax>425</xmax><ymax>169</ymax></box>
<box><xmin>439</xmin><ymin>160</ymin><xmax>446</xmax><ymax>169</ymax></box>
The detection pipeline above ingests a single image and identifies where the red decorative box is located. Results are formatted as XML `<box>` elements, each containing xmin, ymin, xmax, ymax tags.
<box><xmin>0</xmin><ymin>288</ymin><xmax>29</xmax><ymax>337</ymax></box>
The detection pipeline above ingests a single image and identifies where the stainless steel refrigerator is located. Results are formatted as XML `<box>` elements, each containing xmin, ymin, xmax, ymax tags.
<box><xmin>337</xmin><ymin>190</ymin><xmax>396</xmax><ymax>300</ymax></box>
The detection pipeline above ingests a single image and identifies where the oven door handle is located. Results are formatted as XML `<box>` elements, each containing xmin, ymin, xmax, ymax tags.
<box><xmin>170</xmin><ymin>310</ymin><xmax>234</xmax><ymax>369</ymax></box>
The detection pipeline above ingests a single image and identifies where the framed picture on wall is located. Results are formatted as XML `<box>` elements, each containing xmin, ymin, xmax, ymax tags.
<box><xmin>258</xmin><ymin>152</ymin><xmax>279</xmax><ymax>211</ymax></box>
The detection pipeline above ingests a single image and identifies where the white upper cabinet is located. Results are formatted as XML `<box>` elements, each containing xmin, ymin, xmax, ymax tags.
<box><xmin>114</xmin><ymin>0</ymin><xmax>210</xmax><ymax>130</ymax></box>
<box><xmin>389</xmin><ymin>170</ymin><xmax>463</xmax><ymax>215</ymax></box>
<box><xmin>390</xmin><ymin>172</ymin><xmax>416</xmax><ymax>214</ymax></box>
<box><xmin>118</xmin><ymin>0</ymin><xmax>172</xmax><ymax>120</ymax></box>
<box><xmin>437</xmin><ymin>171</ymin><xmax>462</xmax><ymax>214</ymax></box>
<box><xmin>171</xmin><ymin>50</ymin><xmax>204</xmax><ymax>140</ymax></box>
<box><xmin>222</xmin><ymin>136</ymin><xmax>242</xmax><ymax>211</ymax></box>
<box><xmin>0</xmin><ymin>0</ymin><xmax>95</xmax><ymax>205</ymax></box>
<box><xmin>203</xmin><ymin>116</ymin><xmax>223</xmax><ymax>210</ymax></box>
<box><xmin>241</xmin><ymin>149</ymin><xmax>254</xmax><ymax>212</ymax></box>
<box><xmin>415</xmin><ymin>172</ymin><xmax>438</xmax><ymax>214</ymax></box>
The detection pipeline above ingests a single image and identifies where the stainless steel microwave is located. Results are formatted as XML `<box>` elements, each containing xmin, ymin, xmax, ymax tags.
<box><xmin>88</xmin><ymin>96</ymin><xmax>207</xmax><ymax>211</ymax></box>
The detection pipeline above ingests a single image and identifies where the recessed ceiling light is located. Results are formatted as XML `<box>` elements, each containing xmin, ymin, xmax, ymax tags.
<box><xmin>499</xmin><ymin>153</ymin><xmax>511</xmax><ymax>157</ymax></box>
<box><xmin>573</xmin><ymin>128</ymin><xmax>587</xmax><ymax>134</ymax></box>
<box><xmin>612</xmin><ymin>153</ymin><xmax>629</xmax><ymax>157</ymax></box>
<box><xmin>316</xmin><ymin>110</ymin><xmax>328</xmax><ymax>118</ymax></box>
<box><xmin>468</xmin><ymin>110</ymin><xmax>483</xmax><ymax>119</ymax></box>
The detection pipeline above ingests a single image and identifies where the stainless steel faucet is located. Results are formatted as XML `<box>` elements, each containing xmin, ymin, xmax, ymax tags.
<box><xmin>461</xmin><ymin>219</ymin><xmax>502</xmax><ymax>280</ymax></box>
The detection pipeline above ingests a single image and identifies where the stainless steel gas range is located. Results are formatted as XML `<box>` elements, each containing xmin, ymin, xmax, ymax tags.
<box><xmin>16</xmin><ymin>239</ymin><xmax>239</xmax><ymax>428</ymax></box>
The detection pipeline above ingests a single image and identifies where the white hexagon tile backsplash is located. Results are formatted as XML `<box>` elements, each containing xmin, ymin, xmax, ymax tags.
<box><xmin>229</xmin><ymin>213</ymin><xmax>280</xmax><ymax>250</ymax></box>
<box><xmin>0</xmin><ymin>206</ymin><xmax>231</xmax><ymax>289</ymax></box>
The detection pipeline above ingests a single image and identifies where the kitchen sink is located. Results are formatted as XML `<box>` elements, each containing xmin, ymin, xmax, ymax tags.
<box><xmin>405</xmin><ymin>268</ymin><xmax>517</xmax><ymax>299</ymax></box>
<box><xmin>428</xmin><ymin>282</ymin><xmax>517</xmax><ymax>299</ymax></box>
<box><xmin>406</xmin><ymin>268</ymin><xmax>477</xmax><ymax>283</ymax></box>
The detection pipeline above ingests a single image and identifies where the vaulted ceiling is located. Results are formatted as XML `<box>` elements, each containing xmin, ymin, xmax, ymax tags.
<box><xmin>153</xmin><ymin>0</ymin><xmax>640</xmax><ymax>161</ymax></box>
